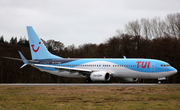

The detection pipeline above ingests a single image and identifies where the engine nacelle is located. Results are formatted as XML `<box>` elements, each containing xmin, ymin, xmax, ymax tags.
<box><xmin>90</xmin><ymin>71</ymin><xmax>110</xmax><ymax>81</ymax></box>
<box><xmin>118</xmin><ymin>78</ymin><xmax>138</xmax><ymax>83</ymax></box>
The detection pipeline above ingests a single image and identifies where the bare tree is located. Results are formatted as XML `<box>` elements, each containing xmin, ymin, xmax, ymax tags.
<box><xmin>150</xmin><ymin>17</ymin><xmax>166</xmax><ymax>38</ymax></box>
<box><xmin>47</xmin><ymin>40</ymin><xmax>64</xmax><ymax>52</ymax></box>
<box><xmin>165</xmin><ymin>13</ymin><xmax>180</xmax><ymax>38</ymax></box>
<box><xmin>141</xmin><ymin>18</ymin><xmax>152</xmax><ymax>39</ymax></box>
<box><xmin>125</xmin><ymin>19</ymin><xmax>141</xmax><ymax>36</ymax></box>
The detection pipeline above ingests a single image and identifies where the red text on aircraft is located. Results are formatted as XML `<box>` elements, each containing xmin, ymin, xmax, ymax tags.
<box><xmin>137</xmin><ymin>61</ymin><xmax>150</xmax><ymax>68</ymax></box>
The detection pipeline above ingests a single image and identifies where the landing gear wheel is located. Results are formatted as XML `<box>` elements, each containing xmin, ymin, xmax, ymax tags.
<box><xmin>158</xmin><ymin>81</ymin><xmax>161</xmax><ymax>84</ymax></box>
<box><xmin>85</xmin><ymin>78</ymin><xmax>92</xmax><ymax>83</ymax></box>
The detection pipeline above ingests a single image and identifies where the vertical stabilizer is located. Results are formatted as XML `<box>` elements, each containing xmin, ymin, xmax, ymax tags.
<box><xmin>27</xmin><ymin>26</ymin><xmax>62</xmax><ymax>60</ymax></box>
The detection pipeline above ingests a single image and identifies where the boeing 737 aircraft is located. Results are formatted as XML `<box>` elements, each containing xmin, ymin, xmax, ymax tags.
<box><xmin>5</xmin><ymin>26</ymin><xmax>177</xmax><ymax>83</ymax></box>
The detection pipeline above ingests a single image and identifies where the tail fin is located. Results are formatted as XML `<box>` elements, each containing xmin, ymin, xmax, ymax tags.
<box><xmin>27</xmin><ymin>26</ymin><xmax>62</xmax><ymax>60</ymax></box>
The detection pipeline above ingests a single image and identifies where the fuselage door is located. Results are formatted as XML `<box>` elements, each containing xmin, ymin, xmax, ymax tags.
<box><xmin>150</xmin><ymin>62</ymin><xmax>156</xmax><ymax>71</ymax></box>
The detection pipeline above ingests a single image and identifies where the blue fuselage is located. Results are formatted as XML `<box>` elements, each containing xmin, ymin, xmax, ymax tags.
<box><xmin>33</xmin><ymin>58</ymin><xmax>177</xmax><ymax>79</ymax></box>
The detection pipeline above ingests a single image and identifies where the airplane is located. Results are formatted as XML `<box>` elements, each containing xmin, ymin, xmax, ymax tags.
<box><xmin>4</xmin><ymin>26</ymin><xmax>177</xmax><ymax>83</ymax></box>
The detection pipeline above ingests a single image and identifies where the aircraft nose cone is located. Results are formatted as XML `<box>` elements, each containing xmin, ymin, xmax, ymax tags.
<box><xmin>168</xmin><ymin>67</ymin><xmax>177</xmax><ymax>76</ymax></box>
<box><xmin>172</xmin><ymin>69</ymin><xmax>177</xmax><ymax>74</ymax></box>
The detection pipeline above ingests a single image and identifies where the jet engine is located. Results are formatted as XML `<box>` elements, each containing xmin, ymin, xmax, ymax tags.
<box><xmin>90</xmin><ymin>71</ymin><xmax>110</xmax><ymax>81</ymax></box>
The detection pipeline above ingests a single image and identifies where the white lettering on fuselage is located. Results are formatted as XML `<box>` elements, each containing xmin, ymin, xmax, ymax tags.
<box><xmin>93</xmin><ymin>75</ymin><xmax>102</xmax><ymax>77</ymax></box>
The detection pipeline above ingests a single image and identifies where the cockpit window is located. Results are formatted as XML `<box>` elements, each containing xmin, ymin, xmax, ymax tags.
<box><xmin>161</xmin><ymin>64</ymin><xmax>170</xmax><ymax>67</ymax></box>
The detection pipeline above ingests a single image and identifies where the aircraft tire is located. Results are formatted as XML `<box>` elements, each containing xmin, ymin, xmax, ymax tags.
<box><xmin>85</xmin><ymin>78</ymin><xmax>92</xmax><ymax>83</ymax></box>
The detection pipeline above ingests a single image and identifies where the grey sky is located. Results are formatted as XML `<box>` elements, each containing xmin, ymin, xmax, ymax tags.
<box><xmin>0</xmin><ymin>0</ymin><xmax>180</xmax><ymax>46</ymax></box>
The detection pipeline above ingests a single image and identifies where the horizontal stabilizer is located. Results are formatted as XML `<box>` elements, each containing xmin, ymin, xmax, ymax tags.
<box><xmin>20</xmin><ymin>64</ymin><xmax>28</xmax><ymax>69</ymax></box>
<box><xmin>18</xmin><ymin>51</ymin><xmax>28</xmax><ymax>64</ymax></box>
<box><xmin>18</xmin><ymin>51</ymin><xmax>28</xmax><ymax>69</ymax></box>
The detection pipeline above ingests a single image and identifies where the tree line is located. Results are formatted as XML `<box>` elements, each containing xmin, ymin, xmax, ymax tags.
<box><xmin>0</xmin><ymin>13</ymin><xmax>180</xmax><ymax>83</ymax></box>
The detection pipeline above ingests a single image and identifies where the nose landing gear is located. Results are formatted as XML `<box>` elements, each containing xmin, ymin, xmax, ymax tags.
<box><xmin>158</xmin><ymin>81</ymin><xmax>161</xmax><ymax>84</ymax></box>
<box><xmin>158</xmin><ymin>77</ymin><xmax>166</xmax><ymax>84</ymax></box>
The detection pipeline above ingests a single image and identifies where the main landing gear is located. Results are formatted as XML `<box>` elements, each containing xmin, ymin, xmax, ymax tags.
<box><xmin>85</xmin><ymin>77</ymin><xmax>92</xmax><ymax>83</ymax></box>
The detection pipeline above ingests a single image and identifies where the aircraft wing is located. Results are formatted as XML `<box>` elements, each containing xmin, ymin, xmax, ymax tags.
<box><xmin>4</xmin><ymin>57</ymin><xmax>39</xmax><ymax>63</ymax></box>
<box><xmin>34</xmin><ymin>64</ymin><xmax>93</xmax><ymax>73</ymax></box>
<box><xmin>4</xmin><ymin>56</ymin><xmax>92</xmax><ymax>74</ymax></box>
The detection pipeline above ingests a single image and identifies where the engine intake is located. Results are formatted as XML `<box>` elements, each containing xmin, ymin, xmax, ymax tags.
<box><xmin>90</xmin><ymin>71</ymin><xmax>110</xmax><ymax>81</ymax></box>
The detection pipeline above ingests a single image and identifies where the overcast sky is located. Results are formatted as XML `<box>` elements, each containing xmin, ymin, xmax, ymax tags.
<box><xmin>0</xmin><ymin>0</ymin><xmax>180</xmax><ymax>47</ymax></box>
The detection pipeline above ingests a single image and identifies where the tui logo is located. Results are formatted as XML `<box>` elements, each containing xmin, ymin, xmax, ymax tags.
<box><xmin>137</xmin><ymin>61</ymin><xmax>150</xmax><ymax>68</ymax></box>
<box><xmin>31</xmin><ymin>42</ymin><xmax>41</xmax><ymax>52</ymax></box>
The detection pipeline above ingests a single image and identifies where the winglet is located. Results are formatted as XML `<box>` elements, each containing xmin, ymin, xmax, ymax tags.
<box><xmin>18</xmin><ymin>51</ymin><xmax>28</xmax><ymax>69</ymax></box>
<box><xmin>123</xmin><ymin>56</ymin><xmax>126</xmax><ymax>59</ymax></box>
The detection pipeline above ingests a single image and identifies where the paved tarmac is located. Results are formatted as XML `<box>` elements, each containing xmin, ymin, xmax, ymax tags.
<box><xmin>0</xmin><ymin>83</ymin><xmax>180</xmax><ymax>87</ymax></box>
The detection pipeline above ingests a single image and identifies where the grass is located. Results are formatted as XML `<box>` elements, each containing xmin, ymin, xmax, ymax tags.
<box><xmin>0</xmin><ymin>85</ymin><xmax>180</xmax><ymax>110</ymax></box>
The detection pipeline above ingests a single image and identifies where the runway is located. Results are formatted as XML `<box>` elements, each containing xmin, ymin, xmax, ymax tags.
<box><xmin>0</xmin><ymin>83</ymin><xmax>180</xmax><ymax>87</ymax></box>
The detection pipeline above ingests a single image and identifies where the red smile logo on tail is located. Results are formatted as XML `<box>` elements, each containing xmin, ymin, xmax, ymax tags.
<box><xmin>31</xmin><ymin>42</ymin><xmax>41</xmax><ymax>52</ymax></box>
